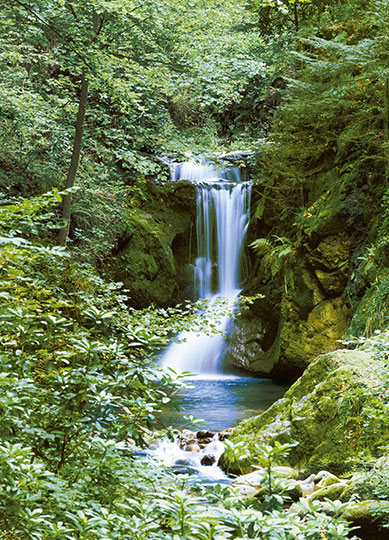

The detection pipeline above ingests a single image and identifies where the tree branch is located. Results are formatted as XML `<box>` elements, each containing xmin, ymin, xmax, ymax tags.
<box><xmin>12</xmin><ymin>0</ymin><xmax>93</xmax><ymax>69</ymax></box>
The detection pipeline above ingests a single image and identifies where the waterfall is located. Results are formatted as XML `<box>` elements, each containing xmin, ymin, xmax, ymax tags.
<box><xmin>161</xmin><ymin>160</ymin><xmax>251</xmax><ymax>377</ymax></box>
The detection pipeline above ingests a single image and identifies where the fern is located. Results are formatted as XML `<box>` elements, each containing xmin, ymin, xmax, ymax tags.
<box><xmin>250</xmin><ymin>237</ymin><xmax>272</xmax><ymax>255</ymax></box>
<box><xmin>251</xmin><ymin>235</ymin><xmax>296</xmax><ymax>293</ymax></box>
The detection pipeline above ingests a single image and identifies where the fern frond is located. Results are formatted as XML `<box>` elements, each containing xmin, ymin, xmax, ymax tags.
<box><xmin>250</xmin><ymin>238</ymin><xmax>272</xmax><ymax>255</ymax></box>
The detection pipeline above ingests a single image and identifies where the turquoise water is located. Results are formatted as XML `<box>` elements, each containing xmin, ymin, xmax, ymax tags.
<box><xmin>159</xmin><ymin>376</ymin><xmax>288</xmax><ymax>431</ymax></box>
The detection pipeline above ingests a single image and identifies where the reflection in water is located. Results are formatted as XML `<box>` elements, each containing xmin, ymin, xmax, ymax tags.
<box><xmin>160</xmin><ymin>377</ymin><xmax>288</xmax><ymax>432</ymax></box>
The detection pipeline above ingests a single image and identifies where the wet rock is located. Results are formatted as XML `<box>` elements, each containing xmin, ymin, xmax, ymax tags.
<box><xmin>198</xmin><ymin>441</ymin><xmax>212</xmax><ymax>449</ymax></box>
<box><xmin>224</xmin><ymin>317</ymin><xmax>267</xmax><ymax>373</ymax></box>
<box><xmin>178</xmin><ymin>429</ymin><xmax>198</xmax><ymax>450</ymax></box>
<box><xmin>187</xmin><ymin>444</ymin><xmax>200</xmax><ymax>453</ymax></box>
<box><xmin>197</xmin><ymin>430</ymin><xmax>214</xmax><ymax>439</ymax></box>
<box><xmin>219</xmin><ymin>428</ymin><xmax>234</xmax><ymax>441</ymax></box>
<box><xmin>201</xmin><ymin>454</ymin><xmax>216</xmax><ymax>466</ymax></box>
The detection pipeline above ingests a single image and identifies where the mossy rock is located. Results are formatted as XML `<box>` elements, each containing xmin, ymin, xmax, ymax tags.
<box><xmin>340</xmin><ymin>459</ymin><xmax>389</xmax><ymax>502</ymax></box>
<box><xmin>220</xmin><ymin>350</ymin><xmax>388</xmax><ymax>476</ymax></box>
<box><xmin>344</xmin><ymin>501</ymin><xmax>389</xmax><ymax>540</ymax></box>
<box><xmin>110</xmin><ymin>209</ymin><xmax>178</xmax><ymax>307</ymax></box>
<box><xmin>308</xmin><ymin>234</ymin><xmax>350</xmax><ymax>272</ymax></box>
<box><xmin>107</xmin><ymin>181</ymin><xmax>196</xmax><ymax>308</ymax></box>
<box><xmin>309</xmin><ymin>482</ymin><xmax>347</xmax><ymax>501</ymax></box>
<box><xmin>240</xmin><ymin>262</ymin><xmax>350</xmax><ymax>380</ymax></box>
<box><xmin>271</xmin><ymin>296</ymin><xmax>350</xmax><ymax>380</ymax></box>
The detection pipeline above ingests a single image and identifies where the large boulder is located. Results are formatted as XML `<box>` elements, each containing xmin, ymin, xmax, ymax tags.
<box><xmin>220</xmin><ymin>349</ymin><xmax>389</xmax><ymax>475</ymax></box>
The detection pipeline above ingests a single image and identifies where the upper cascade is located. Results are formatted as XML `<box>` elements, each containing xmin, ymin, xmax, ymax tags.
<box><xmin>171</xmin><ymin>159</ymin><xmax>240</xmax><ymax>183</ymax></box>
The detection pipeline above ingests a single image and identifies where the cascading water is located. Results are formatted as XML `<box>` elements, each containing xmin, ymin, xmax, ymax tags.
<box><xmin>160</xmin><ymin>160</ymin><xmax>251</xmax><ymax>376</ymax></box>
<box><xmin>151</xmin><ymin>163</ymin><xmax>286</xmax><ymax>476</ymax></box>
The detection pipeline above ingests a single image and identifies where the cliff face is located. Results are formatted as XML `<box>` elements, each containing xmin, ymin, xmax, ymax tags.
<box><xmin>225</xmin><ymin>168</ymin><xmax>387</xmax><ymax>382</ymax></box>
<box><xmin>107</xmin><ymin>180</ymin><xmax>197</xmax><ymax>309</ymax></box>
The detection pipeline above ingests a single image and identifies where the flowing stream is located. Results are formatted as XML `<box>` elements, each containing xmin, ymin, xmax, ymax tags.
<box><xmin>151</xmin><ymin>159</ymin><xmax>286</xmax><ymax>479</ymax></box>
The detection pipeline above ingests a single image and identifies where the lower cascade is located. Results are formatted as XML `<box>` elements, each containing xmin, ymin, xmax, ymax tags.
<box><xmin>160</xmin><ymin>159</ymin><xmax>251</xmax><ymax>377</ymax></box>
<box><xmin>144</xmin><ymin>429</ymin><xmax>231</xmax><ymax>482</ymax></box>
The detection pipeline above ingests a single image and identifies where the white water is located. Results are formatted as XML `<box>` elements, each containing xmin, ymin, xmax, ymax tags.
<box><xmin>144</xmin><ymin>434</ymin><xmax>229</xmax><ymax>482</ymax></box>
<box><xmin>160</xmin><ymin>160</ymin><xmax>251</xmax><ymax>377</ymax></box>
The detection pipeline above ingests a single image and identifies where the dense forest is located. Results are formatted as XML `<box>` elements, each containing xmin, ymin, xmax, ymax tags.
<box><xmin>0</xmin><ymin>0</ymin><xmax>388</xmax><ymax>538</ymax></box>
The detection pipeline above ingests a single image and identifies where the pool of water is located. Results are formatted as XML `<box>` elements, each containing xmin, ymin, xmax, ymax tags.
<box><xmin>159</xmin><ymin>376</ymin><xmax>288</xmax><ymax>431</ymax></box>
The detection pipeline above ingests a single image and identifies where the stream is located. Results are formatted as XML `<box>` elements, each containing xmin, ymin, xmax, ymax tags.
<box><xmin>148</xmin><ymin>158</ymin><xmax>286</xmax><ymax>480</ymax></box>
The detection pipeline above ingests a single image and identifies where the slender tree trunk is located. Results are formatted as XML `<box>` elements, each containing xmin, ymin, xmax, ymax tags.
<box><xmin>384</xmin><ymin>77</ymin><xmax>389</xmax><ymax>183</ymax></box>
<box><xmin>57</xmin><ymin>72</ymin><xmax>88</xmax><ymax>245</ymax></box>
<box><xmin>293</xmin><ymin>2</ymin><xmax>299</xmax><ymax>31</ymax></box>
<box><xmin>57</xmin><ymin>10</ymin><xmax>102</xmax><ymax>246</ymax></box>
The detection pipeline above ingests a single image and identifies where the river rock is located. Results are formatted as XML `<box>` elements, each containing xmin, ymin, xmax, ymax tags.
<box><xmin>197</xmin><ymin>430</ymin><xmax>214</xmax><ymax>439</ymax></box>
<box><xmin>200</xmin><ymin>454</ymin><xmax>216</xmax><ymax>466</ymax></box>
<box><xmin>219</xmin><ymin>428</ymin><xmax>234</xmax><ymax>441</ymax></box>
<box><xmin>220</xmin><ymin>349</ymin><xmax>388</xmax><ymax>475</ymax></box>
<box><xmin>178</xmin><ymin>429</ymin><xmax>197</xmax><ymax>450</ymax></box>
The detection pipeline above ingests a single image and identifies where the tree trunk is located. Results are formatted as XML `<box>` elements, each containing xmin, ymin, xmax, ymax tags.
<box><xmin>384</xmin><ymin>77</ymin><xmax>389</xmax><ymax>183</ymax></box>
<box><xmin>293</xmin><ymin>2</ymin><xmax>299</xmax><ymax>31</ymax></box>
<box><xmin>57</xmin><ymin>72</ymin><xmax>88</xmax><ymax>246</ymax></box>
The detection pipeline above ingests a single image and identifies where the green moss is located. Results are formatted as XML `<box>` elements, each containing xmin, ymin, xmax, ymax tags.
<box><xmin>343</xmin><ymin>501</ymin><xmax>389</xmax><ymax>540</ymax></box>
<box><xmin>221</xmin><ymin>350</ymin><xmax>389</xmax><ymax>476</ymax></box>
<box><xmin>310</xmin><ymin>482</ymin><xmax>346</xmax><ymax>501</ymax></box>
<box><xmin>106</xmin><ymin>181</ymin><xmax>196</xmax><ymax>308</ymax></box>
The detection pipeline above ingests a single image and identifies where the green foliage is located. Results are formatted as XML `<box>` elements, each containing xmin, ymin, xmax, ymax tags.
<box><xmin>254</xmin><ymin>0</ymin><xmax>388</xmax><ymax>217</ymax></box>
<box><xmin>0</xmin><ymin>0</ymin><xmax>387</xmax><ymax>537</ymax></box>
<box><xmin>250</xmin><ymin>235</ymin><xmax>296</xmax><ymax>292</ymax></box>
<box><xmin>0</xmin><ymin>189</ymin><xmax>360</xmax><ymax>539</ymax></box>
<box><xmin>220</xmin><ymin>440</ymin><xmax>357</xmax><ymax>538</ymax></box>
<box><xmin>248</xmin><ymin>0</ymin><xmax>338</xmax><ymax>33</ymax></box>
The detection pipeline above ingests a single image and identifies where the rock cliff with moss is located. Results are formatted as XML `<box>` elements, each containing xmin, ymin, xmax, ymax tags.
<box><xmin>107</xmin><ymin>180</ymin><xmax>196</xmax><ymax>308</ymax></box>
<box><xmin>224</xmin><ymin>6</ymin><xmax>389</xmax><ymax>380</ymax></box>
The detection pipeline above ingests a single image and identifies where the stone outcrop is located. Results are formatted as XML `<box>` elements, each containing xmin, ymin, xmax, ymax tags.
<box><xmin>226</xmin><ymin>187</ymin><xmax>353</xmax><ymax>380</ymax></box>
<box><xmin>220</xmin><ymin>349</ymin><xmax>388</xmax><ymax>475</ymax></box>
<box><xmin>107</xmin><ymin>180</ymin><xmax>196</xmax><ymax>308</ymax></box>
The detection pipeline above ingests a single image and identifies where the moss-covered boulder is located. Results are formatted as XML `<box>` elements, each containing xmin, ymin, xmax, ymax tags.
<box><xmin>343</xmin><ymin>501</ymin><xmax>389</xmax><ymax>540</ymax></box>
<box><xmin>108</xmin><ymin>181</ymin><xmax>196</xmax><ymax>308</ymax></box>
<box><xmin>220</xmin><ymin>349</ymin><xmax>389</xmax><ymax>475</ymax></box>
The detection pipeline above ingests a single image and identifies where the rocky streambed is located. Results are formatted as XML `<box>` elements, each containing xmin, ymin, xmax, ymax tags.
<box><xmin>149</xmin><ymin>348</ymin><xmax>389</xmax><ymax>539</ymax></box>
<box><xmin>145</xmin><ymin>428</ymin><xmax>234</xmax><ymax>483</ymax></box>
